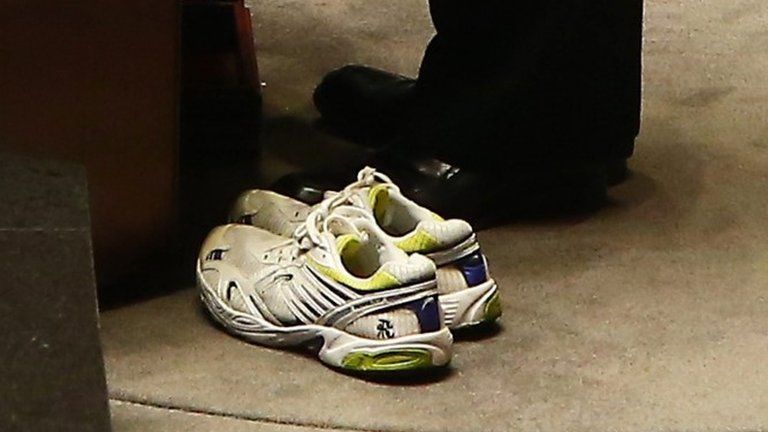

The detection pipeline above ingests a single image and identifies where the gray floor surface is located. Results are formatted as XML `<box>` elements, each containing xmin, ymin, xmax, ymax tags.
<box><xmin>105</xmin><ymin>0</ymin><xmax>768</xmax><ymax>430</ymax></box>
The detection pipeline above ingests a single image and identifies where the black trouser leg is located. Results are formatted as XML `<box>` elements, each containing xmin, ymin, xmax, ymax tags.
<box><xmin>410</xmin><ymin>0</ymin><xmax>642</xmax><ymax>169</ymax></box>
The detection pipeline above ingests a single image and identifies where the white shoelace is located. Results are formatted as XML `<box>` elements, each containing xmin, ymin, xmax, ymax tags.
<box><xmin>294</xmin><ymin>166</ymin><xmax>395</xmax><ymax>249</ymax></box>
<box><xmin>265</xmin><ymin>167</ymin><xmax>390</xmax><ymax>262</ymax></box>
<box><xmin>324</xmin><ymin>166</ymin><xmax>400</xmax><ymax>208</ymax></box>
<box><xmin>348</xmin><ymin>166</ymin><xmax>397</xmax><ymax>192</ymax></box>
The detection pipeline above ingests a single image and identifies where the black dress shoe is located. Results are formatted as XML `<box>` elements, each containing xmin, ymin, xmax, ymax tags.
<box><xmin>313</xmin><ymin>0</ymin><xmax>641</xmax><ymax>186</ymax></box>
<box><xmin>300</xmin><ymin>0</ymin><xmax>641</xmax><ymax>220</ymax></box>
<box><xmin>313</xmin><ymin>65</ymin><xmax>416</xmax><ymax>146</ymax></box>
<box><xmin>271</xmin><ymin>148</ymin><xmax>622</xmax><ymax>228</ymax></box>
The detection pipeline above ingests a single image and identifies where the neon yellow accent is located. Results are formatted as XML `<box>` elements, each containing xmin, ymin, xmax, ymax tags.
<box><xmin>308</xmin><ymin>257</ymin><xmax>400</xmax><ymax>291</ymax></box>
<box><xmin>483</xmin><ymin>292</ymin><xmax>502</xmax><ymax>322</ymax></box>
<box><xmin>368</xmin><ymin>184</ymin><xmax>391</xmax><ymax>224</ymax></box>
<box><xmin>395</xmin><ymin>229</ymin><xmax>442</xmax><ymax>253</ymax></box>
<box><xmin>341</xmin><ymin>348</ymin><xmax>434</xmax><ymax>372</ymax></box>
<box><xmin>336</xmin><ymin>234</ymin><xmax>368</xmax><ymax>278</ymax></box>
<box><xmin>430</xmin><ymin>211</ymin><xmax>444</xmax><ymax>222</ymax></box>
<box><xmin>336</xmin><ymin>234</ymin><xmax>362</xmax><ymax>260</ymax></box>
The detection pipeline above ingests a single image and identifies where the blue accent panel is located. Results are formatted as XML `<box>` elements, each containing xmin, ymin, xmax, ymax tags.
<box><xmin>455</xmin><ymin>250</ymin><xmax>488</xmax><ymax>286</ymax></box>
<box><xmin>402</xmin><ymin>296</ymin><xmax>441</xmax><ymax>333</ymax></box>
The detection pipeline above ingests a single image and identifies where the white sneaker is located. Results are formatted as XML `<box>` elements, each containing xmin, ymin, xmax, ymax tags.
<box><xmin>198</xmin><ymin>200</ymin><xmax>452</xmax><ymax>372</ymax></box>
<box><xmin>230</xmin><ymin>167</ymin><xmax>501</xmax><ymax>329</ymax></box>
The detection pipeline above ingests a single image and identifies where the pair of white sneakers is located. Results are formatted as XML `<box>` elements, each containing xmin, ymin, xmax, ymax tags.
<box><xmin>197</xmin><ymin>167</ymin><xmax>500</xmax><ymax>373</ymax></box>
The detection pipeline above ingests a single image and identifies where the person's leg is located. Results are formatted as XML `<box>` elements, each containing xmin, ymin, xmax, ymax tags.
<box><xmin>277</xmin><ymin>0</ymin><xmax>643</xmax><ymax>223</ymax></box>
<box><xmin>412</xmin><ymin>0</ymin><xmax>642</xmax><ymax>168</ymax></box>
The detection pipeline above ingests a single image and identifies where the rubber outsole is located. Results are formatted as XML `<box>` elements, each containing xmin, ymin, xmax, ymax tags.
<box><xmin>482</xmin><ymin>291</ymin><xmax>502</xmax><ymax>323</ymax></box>
<box><xmin>341</xmin><ymin>348</ymin><xmax>434</xmax><ymax>372</ymax></box>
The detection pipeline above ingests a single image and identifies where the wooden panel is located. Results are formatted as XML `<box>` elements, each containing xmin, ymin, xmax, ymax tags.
<box><xmin>0</xmin><ymin>0</ymin><xmax>180</xmax><ymax>290</ymax></box>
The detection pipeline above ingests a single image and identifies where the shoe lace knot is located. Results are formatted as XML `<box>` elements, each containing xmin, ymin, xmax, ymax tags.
<box><xmin>289</xmin><ymin>193</ymin><xmax>370</xmax><ymax>259</ymax></box>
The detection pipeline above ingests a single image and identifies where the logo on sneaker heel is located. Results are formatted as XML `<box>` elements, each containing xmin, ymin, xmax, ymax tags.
<box><xmin>376</xmin><ymin>319</ymin><xmax>395</xmax><ymax>339</ymax></box>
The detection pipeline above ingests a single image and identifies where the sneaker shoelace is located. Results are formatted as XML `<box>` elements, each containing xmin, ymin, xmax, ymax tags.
<box><xmin>264</xmin><ymin>167</ymin><xmax>392</xmax><ymax>263</ymax></box>
<box><xmin>268</xmin><ymin>191</ymin><xmax>369</xmax><ymax>261</ymax></box>
<box><xmin>324</xmin><ymin>166</ymin><xmax>399</xmax><ymax>208</ymax></box>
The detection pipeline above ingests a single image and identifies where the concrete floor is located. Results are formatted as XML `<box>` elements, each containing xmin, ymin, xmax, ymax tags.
<box><xmin>103</xmin><ymin>0</ymin><xmax>768</xmax><ymax>430</ymax></box>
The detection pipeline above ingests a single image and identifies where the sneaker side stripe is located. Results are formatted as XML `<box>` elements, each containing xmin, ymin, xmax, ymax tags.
<box><xmin>316</xmin><ymin>279</ymin><xmax>438</xmax><ymax>328</ymax></box>
<box><xmin>292</xmin><ymin>282</ymin><xmax>326</xmax><ymax>317</ymax></box>
<box><xmin>324</xmin><ymin>287</ymin><xmax>439</xmax><ymax>329</ymax></box>
<box><xmin>304</xmin><ymin>265</ymin><xmax>360</xmax><ymax>300</ymax></box>
<box><xmin>315</xmin><ymin>284</ymin><xmax>347</xmax><ymax>309</ymax></box>
<box><xmin>280</xmin><ymin>284</ymin><xmax>316</xmax><ymax>324</ymax></box>
<box><xmin>299</xmin><ymin>282</ymin><xmax>335</xmax><ymax>310</ymax></box>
